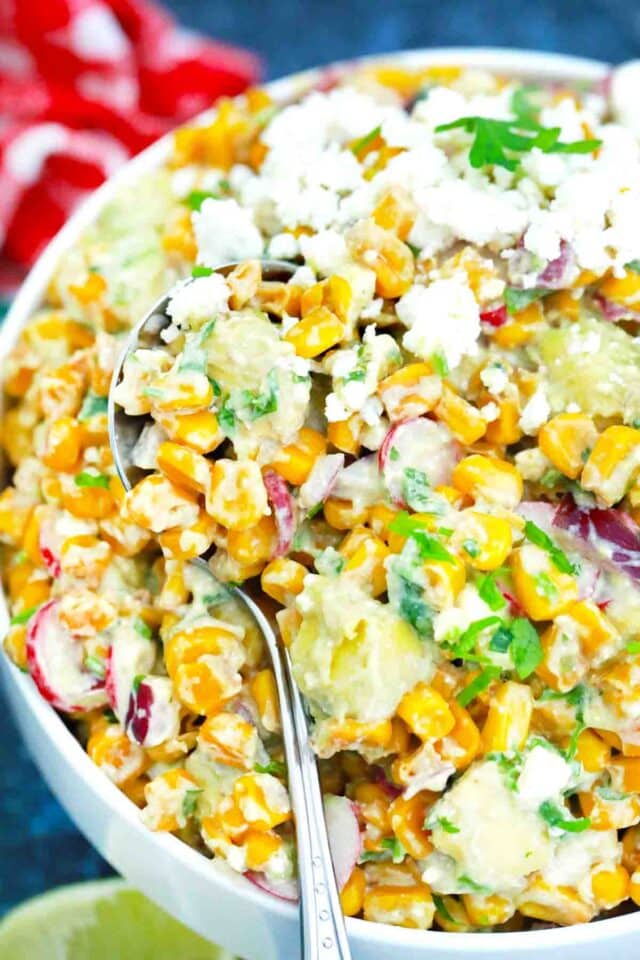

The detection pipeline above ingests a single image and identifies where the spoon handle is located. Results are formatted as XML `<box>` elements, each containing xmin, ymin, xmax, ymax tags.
<box><xmin>281</xmin><ymin>647</ymin><xmax>353</xmax><ymax>960</ymax></box>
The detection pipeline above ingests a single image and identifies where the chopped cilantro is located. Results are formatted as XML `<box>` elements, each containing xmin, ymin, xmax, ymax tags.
<box><xmin>539</xmin><ymin>800</ymin><xmax>590</xmax><ymax>833</ymax></box>
<box><xmin>504</xmin><ymin>287</ymin><xmax>550</xmax><ymax>315</ymax></box>
<box><xmin>510</xmin><ymin>617</ymin><xmax>542</xmax><ymax>679</ymax></box>
<box><xmin>78</xmin><ymin>392</ymin><xmax>108</xmax><ymax>421</ymax></box>
<box><xmin>103</xmin><ymin>708</ymin><xmax>118</xmax><ymax>724</ymax></box>
<box><xmin>396</xmin><ymin>573</ymin><xmax>433</xmax><ymax>638</ymax></box>
<box><xmin>486</xmin><ymin>751</ymin><xmax>522</xmax><ymax>791</ymax></box>
<box><xmin>178</xmin><ymin>318</ymin><xmax>216</xmax><ymax>374</ymax></box>
<box><xmin>351</xmin><ymin>125</ymin><xmax>381</xmax><ymax>156</ymax></box>
<box><xmin>186</xmin><ymin>190</ymin><xmax>219</xmax><ymax>211</ymax></box>
<box><xmin>524</xmin><ymin>520</ymin><xmax>577</xmax><ymax>574</ymax></box>
<box><xmin>453</xmin><ymin>616</ymin><xmax>503</xmax><ymax>659</ymax></box>
<box><xmin>74</xmin><ymin>471</ymin><xmax>110</xmax><ymax>489</ymax></box>
<box><xmin>456</xmin><ymin>666</ymin><xmax>501</xmax><ymax>707</ymax></box>
<box><xmin>462</xmin><ymin>538</ymin><xmax>480</xmax><ymax>558</ymax></box>
<box><xmin>388</xmin><ymin>511</ymin><xmax>432</xmax><ymax>537</ymax></box>
<box><xmin>477</xmin><ymin>571</ymin><xmax>507</xmax><ymax>611</ymax></box>
<box><xmin>255</xmin><ymin>760</ymin><xmax>287</xmax><ymax>777</ymax></box>
<box><xmin>627</xmin><ymin>641</ymin><xmax>640</xmax><ymax>655</ymax></box>
<box><xmin>218</xmin><ymin>400</ymin><xmax>237</xmax><ymax>435</ymax></box>
<box><xmin>389</xmin><ymin>446</ymin><xmax>400</xmax><ymax>462</ymax></box>
<box><xmin>540</xmin><ymin>468</ymin><xmax>564</xmax><ymax>488</ymax></box>
<box><xmin>306</xmin><ymin>502</ymin><xmax>324</xmax><ymax>520</ymax></box>
<box><xmin>510</xmin><ymin>85</ymin><xmax>543</xmax><ymax>123</ymax></box>
<box><xmin>401</xmin><ymin>467</ymin><xmax>433</xmax><ymax>513</ymax></box>
<box><xmin>625</xmin><ymin>260</ymin><xmax>640</xmax><ymax>274</ymax></box>
<box><xmin>10</xmin><ymin>606</ymin><xmax>39</xmax><ymax>626</ymax></box>
<box><xmin>435</xmin><ymin>817</ymin><xmax>460</xmax><ymax>834</ymax></box>
<box><xmin>191</xmin><ymin>265</ymin><xmax>214</xmax><ymax>277</ymax></box>
<box><xmin>411</xmin><ymin>530</ymin><xmax>456</xmax><ymax>565</ymax></box>
<box><xmin>407</xmin><ymin>242</ymin><xmax>421</xmax><ymax>258</ymax></box>
<box><xmin>380</xmin><ymin>837</ymin><xmax>406</xmax><ymax>863</ymax></box>
<box><xmin>457</xmin><ymin>874</ymin><xmax>490</xmax><ymax>894</ymax></box>
<box><xmin>430</xmin><ymin>350</ymin><xmax>449</xmax><ymax>378</ymax></box>
<box><xmin>134</xmin><ymin>618</ymin><xmax>152</xmax><ymax>639</ymax></box>
<box><xmin>243</xmin><ymin>369</ymin><xmax>279</xmax><ymax>420</ymax></box>
<box><xmin>489</xmin><ymin>624</ymin><xmax>513</xmax><ymax>653</ymax></box>
<box><xmin>84</xmin><ymin>654</ymin><xmax>106</xmax><ymax>679</ymax></box>
<box><xmin>315</xmin><ymin>547</ymin><xmax>345</xmax><ymax>577</ymax></box>
<box><xmin>182</xmin><ymin>788</ymin><xmax>203</xmax><ymax>818</ymax></box>
<box><xmin>535</xmin><ymin>572</ymin><xmax>559</xmax><ymax>600</ymax></box>
<box><xmin>432</xmin><ymin>894</ymin><xmax>458</xmax><ymax>924</ymax></box>
<box><xmin>435</xmin><ymin>113</ymin><xmax>601</xmax><ymax>172</ymax></box>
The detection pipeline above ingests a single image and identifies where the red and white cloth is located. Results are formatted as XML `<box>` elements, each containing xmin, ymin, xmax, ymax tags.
<box><xmin>0</xmin><ymin>0</ymin><xmax>260</xmax><ymax>295</ymax></box>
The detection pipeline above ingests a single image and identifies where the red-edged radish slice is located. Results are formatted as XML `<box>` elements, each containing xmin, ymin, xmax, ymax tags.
<box><xmin>105</xmin><ymin>619</ymin><xmax>156</xmax><ymax>724</ymax></box>
<box><xmin>298</xmin><ymin>454</ymin><xmax>344</xmax><ymax>511</ymax></box>
<box><xmin>554</xmin><ymin>495</ymin><xmax>640</xmax><ymax>583</ymax></box>
<box><xmin>324</xmin><ymin>794</ymin><xmax>362</xmax><ymax>890</ymax></box>
<box><xmin>263</xmin><ymin>469</ymin><xmax>295</xmax><ymax>557</ymax></box>
<box><xmin>26</xmin><ymin>600</ymin><xmax>108</xmax><ymax>713</ymax></box>
<box><xmin>125</xmin><ymin>676</ymin><xmax>180</xmax><ymax>747</ymax></box>
<box><xmin>38</xmin><ymin>513</ymin><xmax>62</xmax><ymax>578</ymax></box>
<box><xmin>537</xmin><ymin>240</ymin><xmax>576</xmax><ymax>289</ymax></box>
<box><xmin>331</xmin><ymin>453</ymin><xmax>386</xmax><ymax>507</ymax></box>
<box><xmin>245</xmin><ymin>871</ymin><xmax>298</xmax><ymax>902</ymax></box>
<box><xmin>379</xmin><ymin>417</ymin><xmax>459</xmax><ymax>505</ymax></box>
<box><xmin>593</xmin><ymin>292</ymin><xmax>640</xmax><ymax>323</ymax></box>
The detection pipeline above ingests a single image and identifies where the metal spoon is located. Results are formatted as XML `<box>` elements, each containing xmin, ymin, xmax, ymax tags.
<box><xmin>107</xmin><ymin>261</ymin><xmax>352</xmax><ymax>960</ymax></box>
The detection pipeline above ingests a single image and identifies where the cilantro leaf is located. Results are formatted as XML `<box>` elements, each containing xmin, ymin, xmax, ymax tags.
<box><xmin>430</xmin><ymin>350</ymin><xmax>449</xmax><ymax>378</ymax></box>
<box><xmin>218</xmin><ymin>399</ymin><xmax>237</xmax><ymax>435</ymax></box>
<box><xmin>10</xmin><ymin>606</ymin><xmax>39</xmax><ymax>626</ymax></box>
<box><xmin>254</xmin><ymin>760</ymin><xmax>287</xmax><ymax>777</ymax></box>
<box><xmin>402</xmin><ymin>468</ymin><xmax>433</xmax><ymax>513</ymax></box>
<box><xmin>74</xmin><ymin>471</ymin><xmax>110</xmax><ymax>489</ymax></box>
<box><xmin>524</xmin><ymin>520</ymin><xmax>577</xmax><ymax>574</ymax></box>
<box><xmin>504</xmin><ymin>287</ymin><xmax>549</xmax><ymax>315</ymax></box>
<box><xmin>396</xmin><ymin>574</ymin><xmax>434</xmax><ymax>638</ymax></box>
<box><xmin>388</xmin><ymin>511</ymin><xmax>433</xmax><ymax>537</ymax></box>
<box><xmin>510</xmin><ymin>85</ymin><xmax>542</xmax><ymax>124</ymax></box>
<box><xmin>452</xmin><ymin>616</ymin><xmax>503</xmax><ymax>659</ymax></box>
<box><xmin>134</xmin><ymin>618</ymin><xmax>152</xmax><ymax>640</ymax></box>
<box><xmin>84</xmin><ymin>654</ymin><xmax>106</xmax><ymax>679</ymax></box>
<box><xmin>192</xmin><ymin>265</ymin><xmax>214</xmax><ymax>277</ymax></box>
<box><xmin>432</xmin><ymin>894</ymin><xmax>458</xmax><ymax>924</ymax></box>
<box><xmin>626</xmin><ymin>260</ymin><xmax>640</xmax><ymax>274</ymax></box>
<box><xmin>186</xmin><ymin>190</ymin><xmax>219</xmax><ymax>211</ymax></box>
<box><xmin>178</xmin><ymin>318</ymin><xmax>216</xmax><ymax>374</ymax></box>
<box><xmin>477</xmin><ymin>571</ymin><xmax>507</xmax><ymax>611</ymax></box>
<box><xmin>510</xmin><ymin>617</ymin><xmax>543</xmax><ymax>679</ymax></box>
<box><xmin>539</xmin><ymin>800</ymin><xmax>590</xmax><ymax>833</ymax></box>
<box><xmin>627</xmin><ymin>641</ymin><xmax>640</xmax><ymax>655</ymax></box>
<box><xmin>78</xmin><ymin>392</ymin><xmax>108</xmax><ymax>421</ymax></box>
<box><xmin>435</xmin><ymin>817</ymin><xmax>460</xmax><ymax>834</ymax></box>
<box><xmin>456</xmin><ymin>666</ymin><xmax>501</xmax><ymax>707</ymax></box>
<box><xmin>380</xmin><ymin>837</ymin><xmax>406</xmax><ymax>863</ymax></box>
<box><xmin>182</xmin><ymin>788</ymin><xmax>203</xmax><ymax>818</ymax></box>
<box><xmin>489</xmin><ymin>624</ymin><xmax>513</xmax><ymax>653</ymax></box>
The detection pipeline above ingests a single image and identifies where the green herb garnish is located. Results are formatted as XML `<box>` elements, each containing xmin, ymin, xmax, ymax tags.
<box><xmin>504</xmin><ymin>287</ymin><xmax>550</xmax><ymax>315</ymax></box>
<box><xmin>539</xmin><ymin>800</ymin><xmax>590</xmax><ymax>833</ymax></box>
<box><xmin>10</xmin><ymin>606</ymin><xmax>39</xmax><ymax>626</ymax></box>
<box><xmin>351</xmin><ymin>125</ymin><xmax>382</xmax><ymax>156</ymax></box>
<box><xmin>524</xmin><ymin>520</ymin><xmax>577</xmax><ymax>574</ymax></box>
<box><xmin>456</xmin><ymin>666</ymin><xmax>501</xmax><ymax>707</ymax></box>
<box><xmin>255</xmin><ymin>760</ymin><xmax>287</xmax><ymax>778</ymax></box>
<box><xmin>186</xmin><ymin>190</ymin><xmax>219</xmax><ymax>211</ymax></box>
<box><xmin>134</xmin><ymin>618</ymin><xmax>152</xmax><ymax>640</ymax></box>
<box><xmin>477</xmin><ymin>571</ymin><xmax>507</xmax><ymax>611</ymax></box>
<box><xmin>510</xmin><ymin>617</ymin><xmax>543</xmax><ymax>679</ymax></box>
<box><xmin>74</xmin><ymin>471</ymin><xmax>110</xmax><ymax>489</ymax></box>
<box><xmin>182</xmin><ymin>788</ymin><xmax>203</xmax><ymax>818</ymax></box>
<box><xmin>192</xmin><ymin>265</ymin><xmax>214</xmax><ymax>277</ymax></box>
<box><xmin>78</xmin><ymin>392</ymin><xmax>108</xmax><ymax>421</ymax></box>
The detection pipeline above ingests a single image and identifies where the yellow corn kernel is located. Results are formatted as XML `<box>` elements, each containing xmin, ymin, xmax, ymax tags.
<box><xmin>378</xmin><ymin>361</ymin><xmax>441</xmax><ymax>421</ymax></box>
<box><xmin>100</xmin><ymin>515</ymin><xmax>153</xmax><ymax>558</ymax></box>
<box><xmin>452</xmin><ymin>510</ymin><xmax>512</xmax><ymax>571</ymax></box>
<box><xmin>59</xmin><ymin>534</ymin><xmax>111</xmax><ymax>586</ymax></box>
<box><xmin>389</xmin><ymin>792</ymin><xmax>434</xmax><ymax>860</ymax></box>
<box><xmin>462</xmin><ymin>893</ymin><xmax>515</xmax><ymax>927</ymax></box>
<box><xmin>275</xmin><ymin>607</ymin><xmax>301</xmax><ymax>648</ymax></box>
<box><xmin>581</xmin><ymin>425</ymin><xmax>640</xmax><ymax>506</ymax></box>
<box><xmin>173</xmin><ymin>659</ymin><xmax>232</xmax><ymax>715</ymax></box>
<box><xmin>452</xmin><ymin>455</ymin><xmax>523</xmax><ymax>509</ymax></box>
<box><xmin>574</xmin><ymin>729</ymin><xmax>610</xmax><ymax>773</ymax></box>
<box><xmin>363</xmin><ymin>883</ymin><xmax>435</xmax><ymax>929</ymax></box>
<box><xmin>610</xmin><ymin>757</ymin><xmax>640</xmax><ymax>793</ymax></box>
<box><xmin>148</xmin><ymin>371</ymin><xmax>214</xmax><ymax>413</ymax></box>
<box><xmin>199</xmin><ymin>712</ymin><xmax>257</xmax><ymax>769</ymax></box>
<box><xmin>590</xmin><ymin>865</ymin><xmax>630</xmax><ymax>910</ymax></box>
<box><xmin>355</xmin><ymin>782</ymin><xmax>393</xmax><ymax>838</ymax></box>
<box><xmin>423</xmin><ymin>554</ymin><xmax>466</xmax><ymax>610</ymax></box>
<box><xmin>622</xmin><ymin>825</ymin><xmax>640</xmax><ymax>874</ymax></box>
<box><xmin>227</xmin><ymin>259</ymin><xmax>262</xmax><ymax>309</ymax></box>
<box><xmin>480</xmin><ymin>681</ymin><xmax>532</xmax><ymax>753</ymax></box>
<box><xmin>435</xmin><ymin>384</ymin><xmax>487</xmax><ymax>445</ymax></box>
<box><xmin>156</xmin><ymin>441</ymin><xmax>211</xmax><ymax>493</ymax></box>
<box><xmin>249</xmin><ymin>668</ymin><xmax>281</xmax><ymax>733</ymax></box>
<box><xmin>206</xmin><ymin>459</ymin><xmax>269</xmax><ymax>531</ymax></box>
<box><xmin>539</xmin><ymin>413</ymin><xmax>599</xmax><ymax>480</ymax></box>
<box><xmin>13</xmin><ymin>574</ymin><xmax>50</xmax><ymax>613</ymax></box>
<box><xmin>397</xmin><ymin>683</ymin><xmax>455</xmax><ymax>742</ymax></box>
<box><xmin>42</xmin><ymin>416</ymin><xmax>82</xmax><ymax>472</ymax></box>
<box><xmin>260</xmin><ymin>557</ymin><xmax>307</xmax><ymax>605</ymax></box>
<box><xmin>165</xmin><ymin>622</ymin><xmax>240</xmax><ymax>677</ymax></box>
<box><xmin>437</xmin><ymin>701</ymin><xmax>481</xmax><ymax>771</ymax></box>
<box><xmin>518</xmin><ymin>878</ymin><xmax>594</xmax><ymax>925</ymax></box>
<box><xmin>342</xmin><ymin>534</ymin><xmax>390</xmax><ymax>597</ymax></box>
<box><xmin>346</xmin><ymin>220</ymin><xmax>414</xmax><ymax>299</ymax></box>
<box><xmin>578</xmin><ymin>790</ymin><xmax>640</xmax><ymax>830</ymax></box>
<box><xmin>545</xmin><ymin>288</ymin><xmax>582</xmax><ymax>321</ymax></box>
<box><xmin>4</xmin><ymin>624</ymin><xmax>27</xmax><ymax>670</ymax></box>
<box><xmin>232</xmin><ymin>773</ymin><xmax>291</xmax><ymax>831</ymax></box>
<box><xmin>599</xmin><ymin>268</ymin><xmax>640</xmax><ymax>307</ymax></box>
<box><xmin>124</xmin><ymin>474</ymin><xmax>199</xmax><ymax>533</ymax></box>
<box><xmin>325</xmin><ymin>718</ymin><xmax>394</xmax><ymax>752</ymax></box>
<box><xmin>162</xmin><ymin>209</ymin><xmax>197</xmax><ymax>260</ymax></box>
<box><xmin>324</xmin><ymin>497</ymin><xmax>369</xmax><ymax>530</ymax></box>
<box><xmin>510</xmin><ymin>544</ymin><xmax>578</xmax><ymax>620</ymax></box>
<box><xmin>372</xmin><ymin>187</ymin><xmax>416</xmax><ymax>239</ymax></box>
<box><xmin>142</xmin><ymin>768</ymin><xmax>198</xmax><ymax>831</ymax></box>
<box><xmin>38</xmin><ymin>363</ymin><xmax>87</xmax><ymax>420</ymax></box>
<box><xmin>227</xmin><ymin>516</ymin><xmax>277</xmax><ymax>566</ymax></box>
<box><xmin>368</xmin><ymin>504</ymin><xmax>399</xmax><ymax>541</ymax></box>
<box><xmin>537</xmin><ymin>621</ymin><xmax>586</xmax><ymax>693</ymax></box>
<box><xmin>561</xmin><ymin>600</ymin><xmax>619</xmax><ymax>659</ymax></box>
<box><xmin>158</xmin><ymin>511</ymin><xmax>218</xmax><ymax>560</ymax></box>
<box><xmin>433</xmin><ymin>894</ymin><xmax>472</xmax><ymax>932</ymax></box>
<box><xmin>327</xmin><ymin>417</ymin><xmax>361</xmax><ymax>455</ymax></box>
<box><xmin>62</xmin><ymin>484</ymin><xmax>116</xmax><ymax>521</ymax></box>
<box><xmin>244</xmin><ymin>830</ymin><xmax>283</xmax><ymax>870</ymax></box>
<box><xmin>69</xmin><ymin>271</ymin><xmax>107</xmax><ymax>304</ymax></box>
<box><xmin>340</xmin><ymin>867</ymin><xmax>366</xmax><ymax>916</ymax></box>
<box><xmin>300</xmin><ymin>275</ymin><xmax>352</xmax><ymax>325</ymax></box>
<box><xmin>484</xmin><ymin>397</ymin><xmax>523</xmax><ymax>446</ymax></box>
<box><xmin>87</xmin><ymin>724</ymin><xmax>146</xmax><ymax>786</ymax></box>
<box><xmin>283</xmin><ymin>306</ymin><xmax>345</xmax><ymax>358</ymax></box>
<box><xmin>267</xmin><ymin>427</ymin><xmax>328</xmax><ymax>486</ymax></box>
<box><xmin>0</xmin><ymin>489</ymin><xmax>32</xmax><ymax>546</ymax></box>
<box><xmin>156</xmin><ymin>410</ymin><xmax>224</xmax><ymax>455</ymax></box>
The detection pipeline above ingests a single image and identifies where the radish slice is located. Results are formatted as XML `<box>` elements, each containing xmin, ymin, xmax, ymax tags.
<box><xmin>331</xmin><ymin>453</ymin><xmax>386</xmax><ymax>507</ymax></box>
<box><xmin>298</xmin><ymin>454</ymin><xmax>344</xmax><ymax>511</ymax></box>
<box><xmin>537</xmin><ymin>240</ymin><xmax>576</xmax><ymax>289</ymax></box>
<box><xmin>39</xmin><ymin>514</ymin><xmax>62</xmax><ymax>579</ymax></box>
<box><xmin>324</xmin><ymin>794</ymin><xmax>363</xmax><ymax>890</ymax></box>
<box><xmin>593</xmin><ymin>292</ymin><xmax>640</xmax><ymax>323</ymax></box>
<box><xmin>26</xmin><ymin>600</ymin><xmax>108</xmax><ymax>713</ymax></box>
<box><xmin>517</xmin><ymin>500</ymin><xmax>556</xmax><ymax>531</ymax></box>
<box><xmin>105</xmin><ymin>619</ymin><xmax>156</xmax><ymax>724</ymax></box>
<box><xmin>245</xmin><ymin>871</ymin><xmax>298</xmax><ymax>902</ymax></box>
<box><xmin>263</xmin><ymin>469</ymin><xmax>296</xmax><ymax>557</ymax></box>
<box><xmin>125</xmin><ymin>676</ymin><xmax>180</xmax><ymax>747</ymax></box>
<box><xmin>379</xmin><ymin>417</ymin><xmax>459</xmax><ymax>506</ymax></box>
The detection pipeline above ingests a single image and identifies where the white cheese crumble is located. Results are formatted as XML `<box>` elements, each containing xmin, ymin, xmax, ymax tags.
<box><xmin>516</xmin><ymin>745</ymin><xmax>573</xmax><ymax>811</ymax></box>
<box><xmin>193</xmin><ymin>197</ymin><xmax>263</xmax><ymax>267</ymax></box>
<box><xmin>519</xmin><ymin>386</ymin><xmax>550</xmax><ymax>435</ymax></box>
<box><xmin>267</xmin><ymin>232</ymin><xmax>300</xmax><ymax>260</ymax></box>
<box><xmin>397</xmin><ymin>277</ymin><xmax>481</xmax><ymax>370</ymax></box>
<box><xmin>299</xmin><ymin>229</ymin><xmax>348</xmax><ymax>276</ymax></box>
<box><xmin>166</xmin><ymin>274</ymin><xmax>230</xmax><ymax>328</ymax></box>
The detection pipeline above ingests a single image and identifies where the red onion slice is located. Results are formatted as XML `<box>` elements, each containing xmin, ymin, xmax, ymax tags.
<box><xmin>105</xmin><ymin>620</ymin><xmax>156</xmax><ymax>724</ymax></box>
<box><xmin>125</xmin><ymin>675</ymin><xmax>180</xmax><ymax>747</ymax></box>
<box><xmin>263</xmin><ymin>469</ymin><xmax>296</xmax><ymax>557</ymax></box>
<box><xmin>554</xmin><ymin>495</ymin><xmax>640</xmax><ymax>582</ymax></box>
<box><xmin>537</xmin><ymin>240</ymin><xmax>576</xmax><ymax>290</ymax></box>
<box><xmin>480</xmin><ymin>304</ymin><xmax>508</xmax><ymax>328</ymax></box>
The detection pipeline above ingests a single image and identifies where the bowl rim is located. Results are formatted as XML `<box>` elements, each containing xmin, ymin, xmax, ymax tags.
<box><xmin>4</xmin><ymin>44</ymin><xmax>639</xmax><ymax>953</ymax></box>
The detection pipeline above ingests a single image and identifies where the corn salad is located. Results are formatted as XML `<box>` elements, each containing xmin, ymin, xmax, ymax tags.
<box><xmin>4</xmin><ymin>59</ymin><xmax>640</xmax><ymax>933</ymax></box>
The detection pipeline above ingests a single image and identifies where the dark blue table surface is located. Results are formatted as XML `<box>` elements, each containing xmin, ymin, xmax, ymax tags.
<box><xmin>1</xmin><ymin>0</ymin><xmax>638</xmax><ymax>917</ymax></box>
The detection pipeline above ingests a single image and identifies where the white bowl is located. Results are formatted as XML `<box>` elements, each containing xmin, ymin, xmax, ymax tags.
<box><xmin>2</xmin><ymin>46</ymin><xmax>639</xmax><ymax>960</ymax></box>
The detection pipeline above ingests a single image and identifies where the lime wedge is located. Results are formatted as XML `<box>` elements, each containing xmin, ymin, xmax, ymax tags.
<box><xmin>0</xmin><ymin>879</ymin><xmax>238</xmax><ymax>960</ymax></box>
